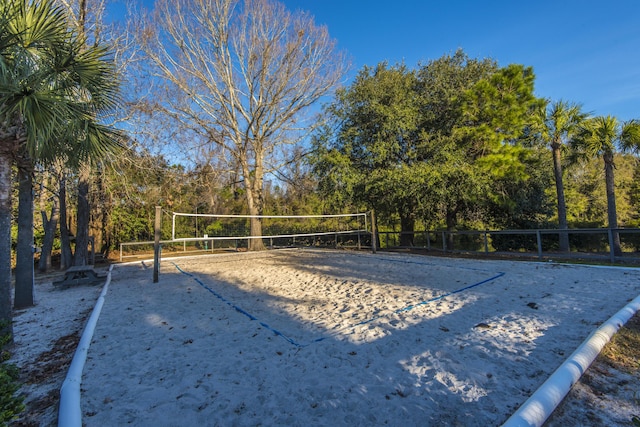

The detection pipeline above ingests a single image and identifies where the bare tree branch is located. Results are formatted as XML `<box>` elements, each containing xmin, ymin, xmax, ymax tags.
<box><xmin>134</xmin><ymin>0</ymin><xmax>349</xmax><ymax>249</ymax></box>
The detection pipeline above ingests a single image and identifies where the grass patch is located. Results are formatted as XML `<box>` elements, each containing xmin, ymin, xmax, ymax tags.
<box><xmin>600</xmin><ymin>312</ymin><xmax>640</xmax><ymax>374</ymax></box>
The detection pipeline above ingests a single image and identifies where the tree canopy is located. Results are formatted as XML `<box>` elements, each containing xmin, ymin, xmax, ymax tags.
<box><xmin>312</xmin><ymin>51</ymin><xmax>545</xmax><ymax>246</ymax></box>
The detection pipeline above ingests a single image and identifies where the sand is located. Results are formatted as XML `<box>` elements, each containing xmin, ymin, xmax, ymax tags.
<box><xmin>10</xmin><ymin>249</ymin><xmax>640</xmax><ymax>426</ymax></box>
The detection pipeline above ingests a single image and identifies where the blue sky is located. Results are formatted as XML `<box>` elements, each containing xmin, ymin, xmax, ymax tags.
<box><xmin>281</xmin><ymin>0</ymin><xmax>640</xmax><ymax>121</ymax></box>
<box><xmin>108</xmin><ymin>0</ymin><xmax>639</xmax><ymax>121</ymax></box>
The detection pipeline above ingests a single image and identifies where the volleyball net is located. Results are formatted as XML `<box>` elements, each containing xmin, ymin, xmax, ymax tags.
<box><xmin>171</xmin><ymin>211</ymin><xmax>372</xmax><ymax>248</ymax></box>
<box><xmin>119</xmin><ymin>211</ymin><xmax>374</xmax><ymax>261</ymax></box>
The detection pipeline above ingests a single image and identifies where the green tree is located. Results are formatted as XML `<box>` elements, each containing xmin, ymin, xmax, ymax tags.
<box><xmin>415</xmin><ymin>50</ymin><xmax>498</xmax><ymax>235</ymax></box>
<box><xmin>574</xmin><ymin>116</ymin><xmax>640</xmax><ymax>255</ymax></box>
<box><xmin>485</xmin><ymin>145</ymin><xmax>554</xmax><ymax>230</ymax></box>
<box><xmin>440</xmin><ymin>62</ymin><xmax>543</xmax><ymax>241</ymax></box>
<box><xmin>313</xmin><ymin>63</ymin><xmax>425</xmax><ymax>245</ymax></box>
<box><xmin>1</xmin><ymin>0</ymin><xmax>120</xmax><ymax>326</ymax></box>
<box><xmin>629</xmin><ymin>161</ymin><xmax>640</xmax><ymax>227</ymax></box>
<box><xmin>313</xmin><ymin>53</ymin><xmax>544</xmax><ymax>248</ymax></box>
<box><xmin>538</xmin><ymin>100</ymin><xmax>588</xmax><ymax>251</ymax></box>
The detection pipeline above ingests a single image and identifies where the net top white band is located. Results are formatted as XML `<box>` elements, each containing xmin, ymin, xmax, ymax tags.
<box><xmin>172</xmin><ymin>212</ymin><xmax>368</xmax><ymax>219</ymax></box>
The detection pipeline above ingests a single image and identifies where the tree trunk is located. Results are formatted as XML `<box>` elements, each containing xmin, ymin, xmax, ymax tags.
<box><xmin>59</xmin><ymin>175</ymin><xmax>73</xmax><ymax>270</ymax></box>
<box><xmin>248</xmin><ymin>216</ymin><xmax>264</xmax><ymax>251</ymax></box>
<box><xmin>552</xmin><ymin>144</ymin><xmax>569</xmax><ymax>252</ymax></box>
<box><xmin>603</xmin><ymin>152</ymin><xmax>622</xmax><ymax>256</ymax></box>
<box><xmin>15</xmin><ymin>163</ymin><xmax>34</xmax><ymax>309</ymax></box>
<box><xmin>399</xmin><ymin>213</ymin><xmax>415</xmax><ymax>247</ymax></box>
<box><xmin>39</xmin><ymin>199</ymin><xmax>59</xmax><ymax>272</ymax></box>
<box><xmin>96</xmin><ymin>164</ymin><xmax>109</xmax><ymax>256</ymax></box>
<box><xmin>243</xmin><ymin>158</ymin><xmax>265</xmax><ymax>251</ymax></box>
<box><xmin>74</xmin><ymin>163</ymin><xmax>91</xmax><ymax>266</ymax></box>
<box><xmin>0</xmin><ymin>152</ymin><xmax>13</xmax><ymax>339</ymax></box>
<box><xmin>246</xmin><ymin>190</ymin><xmax>265</xmax><ymax>250</ymax></box>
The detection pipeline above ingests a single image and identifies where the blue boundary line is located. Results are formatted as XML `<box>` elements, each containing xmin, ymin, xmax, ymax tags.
<box><xmin>349</xmin><ymin>272</ymin><xmax>505</xmax><ymax>329</ymax></box>
<box><xmin>171</xmin><ymin>262</ymin><xmax>304</xmax><ymax>347</ymax></box>
<box><xmin>171</xmin><ymin>261</ymin><xmax>505</xmax><ymax>348</ymax></box>
<box><xmin>358</xmin><ymin>252</ymin><xmax>497</xmax><ymax>273</ymax></box>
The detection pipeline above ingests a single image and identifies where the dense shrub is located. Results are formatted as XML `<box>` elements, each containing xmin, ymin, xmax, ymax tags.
<box><xmin>0</xmin><ymin>325</ymin><xmax>25</xmax><ymax>425</ymax></box>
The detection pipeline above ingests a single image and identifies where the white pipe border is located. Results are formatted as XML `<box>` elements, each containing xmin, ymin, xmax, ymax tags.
<box><xmin>503</xmin><ymin>293</ymin><xmax>640</xmax><ymax>427</ymax></box>
<box><xmin>58</xmin><ymin>265</ymin><xmax>113</xmax><ymax>427</ymax></box>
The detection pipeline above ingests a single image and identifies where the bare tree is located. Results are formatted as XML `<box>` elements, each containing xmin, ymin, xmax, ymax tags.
<box><xmin>137</xmin><ymin>0</ymin><xmax>348</xmax><ymax>250</ymax></box>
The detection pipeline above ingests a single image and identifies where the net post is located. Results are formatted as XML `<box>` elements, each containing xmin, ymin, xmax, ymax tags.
<box><xmin>537</xmin><ymin>230</ymin><xmax>543</xmax><ymax>260</ymax></box>
<box><xmin>153</xmin><ymin>206</ymin><xmax>161</xmax><ymax>283</ymax></box>
<box><xmin>171</xmin><ymin>212</ymin><xmax>176</xmax><ymax>241</ymax></box>
<box><xmin>370</xmin><ymin>210</ymin><xmax>377</xmax><ymax>254</ymax></box>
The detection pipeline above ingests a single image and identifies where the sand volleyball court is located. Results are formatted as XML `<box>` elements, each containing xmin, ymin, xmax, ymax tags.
<box><xmin>75</xmin><ymin>250</ymin><xmax>640</xmax><ymax>426</ymax></box>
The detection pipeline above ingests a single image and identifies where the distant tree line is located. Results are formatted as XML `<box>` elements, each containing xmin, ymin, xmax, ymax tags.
<box><xmin>25</xmin><ymin>48</ymin><xmax>638</xmax><ymax>259</ymax></box>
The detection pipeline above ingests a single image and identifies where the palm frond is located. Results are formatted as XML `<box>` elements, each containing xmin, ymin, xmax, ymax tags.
<box><xmin>620</xmin><ymin>119</ymin><xmax>640</xmax><ymax>153</ymax></box>
<box><xmin>12</xmin><ymin>0</ymin><xmax>69</xmax><ymax>50</ymax></box>
<box><xmin>60</xmin><ymin>118</ymin><xmax>125</xmax><ymax>167</ymax></box>
<box><xmin>1</xmin><ymin>0</ymin><xmax>122</xmax><ymax>167</ymax></box>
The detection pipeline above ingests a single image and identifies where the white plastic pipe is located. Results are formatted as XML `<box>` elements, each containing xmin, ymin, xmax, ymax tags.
<box><xmin>503</xmin><ymin>293</ymin><xmax>640</xmax><ymax>427</ymax></box>
<box><xmin>58</xmin><ymin>265</ymin><xmax>113</xmax><ymax>427</ymax></box>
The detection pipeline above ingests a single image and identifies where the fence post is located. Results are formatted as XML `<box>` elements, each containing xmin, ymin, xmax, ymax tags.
<box><xmin>153</xmin><ymin>206</ymin><xmax>161</xmax><ymax>283</ymax></box>
<box><xmin>484</xmin><ymin>231</ymin><xmax>489</xmax><ymax>254</ymax></box>
<box><xmin>608</xmin><ymin>229</ymin><xmax>615</xmax><ymax>263</ymax></box>
<box><xmin>119</xmin><ymin>243</ymin><xmax>123</xmax><ymax>262</ymax></box>
<box><xmin>442</xmin><ymin>231</ymin><xmax>446</xmax><ymax>252</ymax></box>
<box><xmin>427</xmin><ymin>231</ymin><xmax>431</xmax><ymax>250</ymax></box>
<box><xmin>536</xmin><ymin>230</ymin><xmax>542</xmax><ymax>260</ymax></box>
<box><xmin>370</xmin><ymin>210</ymin><xmax>377</xmax><ymax>253</ymax></box>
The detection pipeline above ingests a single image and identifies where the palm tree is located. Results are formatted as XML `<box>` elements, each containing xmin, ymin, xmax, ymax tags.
<box><xmin>539</xmin><ymin>100</ymin><xmax>588</xmax><ymax>252</ymax></box>
<box><xmin>574</xmin><ymin>116</ymin><xmax>640</xmax><ymax>256</ymax></box>
<box><xmin>1</xmin><ymin>0</ymin><xmax>121</xmax><ymax>331</ymax></box>
<box><xmin>619</xmin><ymin>119</ymin><xmax>640</xmax><ymax>154</ymax></box>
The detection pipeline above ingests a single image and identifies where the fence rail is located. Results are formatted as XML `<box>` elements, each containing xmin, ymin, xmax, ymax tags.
<box><xmin>119</xmin><ymin>228</ymin><xmax>640</xmax><ymax>264</ymax></box>
<box><xmin>377</xmin><ymin>228</ymin><xmax>640</xmax><ymax>263</ymax></box>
